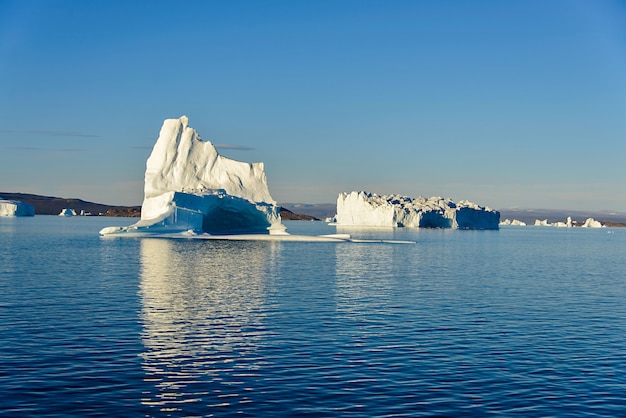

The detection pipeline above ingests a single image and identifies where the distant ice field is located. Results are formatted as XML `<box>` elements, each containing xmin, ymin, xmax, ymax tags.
<box><xmin>1</xmin><ymin>216</ymin><xmax>625</xmax><ymax>416</ymax></box>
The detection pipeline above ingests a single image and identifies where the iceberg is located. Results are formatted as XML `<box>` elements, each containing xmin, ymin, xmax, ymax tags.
<box><xmin>500</xmin><ymin>219</ymin><xmax>526</xmax><ymax>226</ymax></box>
<box><xmin>531</xmin><ymin>216</ymin><xmax>607</xmax><ymax>228</ymax></box>
<box><xmin>581</xmin><ymin>218</ymin><xmax>604</xmax><ymax>228</ymax></box>
<box><xmin>58</xmin><ymin>208</ymin><xmax>77</xmax><ymax>217</ymax></box>
<box><xmin>552</xmin><ymin>216</ymin><xmax>573</xmax><ymax>228</ymax></box>
<box><xmin>0</xmin><ymin>199</ymin><xmax>35</xmax><ymax>217</ymax></box>
<box><xmin>334</xmin><ymin>191</ymin><xmax>500</xmax><ymax>230</ymax></box>
<box><xmin>100</xmin><ymin>116</ymin><xmax>283</xmax><ymax>236</ymax></box>
<box><xmin>97</xmin><ymin>117</ymin><xmax>412</xmax><ymax>244</ymax></box>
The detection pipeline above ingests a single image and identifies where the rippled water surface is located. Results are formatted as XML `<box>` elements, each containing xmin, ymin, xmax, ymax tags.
<box><xmin>1</xmin><ymin>216</ymin><xmax>625</xmax><ymax>416</ymax></box>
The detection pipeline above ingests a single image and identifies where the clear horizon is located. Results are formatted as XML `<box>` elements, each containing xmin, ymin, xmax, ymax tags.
<box><xmin>1</xmin><ymin>1</ymin><xmax>625</xmax><ymax>212</ymax></box>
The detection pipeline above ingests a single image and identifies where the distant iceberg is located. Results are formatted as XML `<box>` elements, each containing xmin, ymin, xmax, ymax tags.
<box><xmin>500</xmin><ymin>219</ymin><xmax>526</xmax><ymax>226</ymax></box>
<box><xmin>581</xmin><ymin>217</ymin><xmax>604</xmax><ymax>228</ymax></box>
<box><xmin>58</xmin><ymin>208</ymin><xmax>77</xmax><ymax>217</ymax></box>
<box><xmin>334</xmin><ymin>191</ymin><xmax>500</xmax><ymax>230</ymax></box>
<box><xmin>0</xmin><ymin>199</ymin><xmax>35</xmax><ymax>217</ymax></box>
<box><xmin>552</xmin><ymin>216</ymin><xmax>573</xmax><ymax>228</ymax></box>
<box><xmin>532</xmin><ymin>216</ymin><xmax>604</xmax><ymax>228</ymax></box>
<box><xmin>100</xmin><ymin>116</ymin><xmax>283</xmax><ymax>237</ymax></box>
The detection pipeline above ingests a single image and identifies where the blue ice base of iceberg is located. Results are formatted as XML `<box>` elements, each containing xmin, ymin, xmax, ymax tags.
<box><xmin>99</xmin><ymin>191</ymin><xmax>414</xmax><ymax>244</ymax></box>
<box><xmin>102</xmin><ymin>191</ymin><xmax>279</xmax><ymax>235</ymax></box>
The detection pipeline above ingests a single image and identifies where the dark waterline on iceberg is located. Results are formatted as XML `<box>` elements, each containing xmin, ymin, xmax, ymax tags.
<box><xmin>1</xmin><ymin>217</ymin><xmax>625</xmax><ymax>416</ymax></box>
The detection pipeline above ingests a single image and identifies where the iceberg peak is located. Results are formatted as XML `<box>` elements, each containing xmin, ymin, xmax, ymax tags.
<box><xmin>101</xmin><ymin>116</ymin><xmax>282</xmax><ymax>236</ymax></box>
<box><xmin>141</xmin><ymin>116</ymin><xmax>277</xmax><ymax>221</ymax></box>
<box><xmin>142</xmin><ymin>116</ymin><xmax>276</xmax><ymax>212</ymax></box>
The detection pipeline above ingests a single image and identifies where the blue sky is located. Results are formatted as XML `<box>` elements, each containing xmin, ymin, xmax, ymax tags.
<box><xmin>1</xmin><ymin>1</ymin><xmax>625</xmax><ymax>211</ymax></box>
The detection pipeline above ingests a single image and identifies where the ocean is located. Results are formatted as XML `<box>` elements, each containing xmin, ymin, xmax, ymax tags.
<box><xmin>1</xmin><ymin>216</ymin><xmax>625</xmax><ymax>417</ymax></box>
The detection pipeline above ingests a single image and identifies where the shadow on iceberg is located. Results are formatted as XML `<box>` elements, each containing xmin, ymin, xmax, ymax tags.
<box><xmin>142</xmin><ymin>191</ymin><xmax>279</xmax><ymax>235</ymax></box>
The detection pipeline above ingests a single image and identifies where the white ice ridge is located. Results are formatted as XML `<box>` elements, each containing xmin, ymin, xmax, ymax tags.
<box><xmin>533</xmin><ymin>217</ymin><xmax>604</xmax><ymax>228</ymax></box>
<box><xmin>334</xmin><ymin>191</ymin><xmax>500</xmax><ymax>230</ymax></box>
<box><xmin>499</xmin><ymin>219</ymin><xmax>526</xmax><ymax>226</ymax></box>
<box><xmin>100</xmin><ymin>116</ymin><xmax>282</xmax><ymax>236</ymax></box>
<box><xmin>0</xmin><ymin>199</ymin><xmax>35</xmax><ymax>217</ymax></box>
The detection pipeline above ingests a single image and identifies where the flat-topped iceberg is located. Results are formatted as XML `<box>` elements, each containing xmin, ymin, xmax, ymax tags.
<box><xmin>334</xmin><ymin>191</ymin><xmax>500</xmax><ymax>230</ymax></box>
<box><xmin>101</xmin><ymin>116</ymin><xmax>282</xmax><ymax>236</ymax></box>
<box><xmin>0</xmin><ymin>199</ymin><xmax>35</xmax><ymax>217</ymax></box>
<box><xmin>500</xmin><ymin>219</ymin><xmax>526</xmax><ymax>226</ymax></box>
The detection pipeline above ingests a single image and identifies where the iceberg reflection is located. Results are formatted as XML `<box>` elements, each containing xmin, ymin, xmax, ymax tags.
<box><xmin>138</xmin><ymin>238</ymin><xmax>280</xmax><ymax>414</ymax></box>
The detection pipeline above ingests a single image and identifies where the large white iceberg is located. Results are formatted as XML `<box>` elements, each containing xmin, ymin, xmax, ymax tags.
<box><xmin>100</xmin><ymin>116</ymin><xmax>283</xmax><ymax>236</ymax></box>
<box><xmin>0</xmin><ymin>199</ymin><xmax>35</xmax><ymax>217</ymax></box>
<box><xmin>334</xmin><ymin>191</ymin><xmax>500</xmax><ymax>229</ymax></box>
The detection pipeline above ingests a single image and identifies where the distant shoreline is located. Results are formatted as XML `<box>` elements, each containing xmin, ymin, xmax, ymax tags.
<box><xmin>0</xmin><ymin>192</ymin><xmax>141</xmax><ymax>217</ymax></box>
<box><xmin>0</xmin><ymin>192</ymin><xmax>316</xmax><ymax>220</ymax></box>
<box><xmin>3</xmin><ymin>192</ymin><xmax>625</xmax><ymax>226</ymax></box>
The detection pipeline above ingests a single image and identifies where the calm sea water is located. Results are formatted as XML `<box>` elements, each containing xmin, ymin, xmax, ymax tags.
<box><xmin>1</xmin><ymin>216</ymin><xmax>625</xmax><ymax>417</ymax></box>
